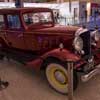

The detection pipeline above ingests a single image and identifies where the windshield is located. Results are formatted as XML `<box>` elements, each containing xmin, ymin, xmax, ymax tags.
<box><xmin>23</xmin><ymin>11</ymin><xmax>53</xmax><ymax>27</ymax></box>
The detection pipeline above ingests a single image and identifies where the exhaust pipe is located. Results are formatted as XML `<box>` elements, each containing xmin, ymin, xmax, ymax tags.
<box><xmin>81</xmin><ymin>65</ymin><xmax>100</xmax><ymax>82</ymax></box>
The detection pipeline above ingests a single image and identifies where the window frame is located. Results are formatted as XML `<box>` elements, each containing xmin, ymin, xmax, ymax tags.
<box><xmin>0</xmin><ymin>14</ymin><xmax>5</xmax><ymax>29</ymax></box>
<box><xmin>22</xmin><ymin>11</ymin><xmax>54</xmax><ymax>28</ymax></box>
<box><xmin>6</xmin><ymin>14</ymin><xmax>22</xmax><ymax>30</ymax></box>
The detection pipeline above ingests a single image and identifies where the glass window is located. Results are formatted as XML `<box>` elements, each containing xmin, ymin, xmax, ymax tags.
<box><xmin>23</xmin><ymin>12</ymin><xmax>52</xmax><ymax>26</ymax></box>
<box><xmin>7</xmin><ymin>15</ymin><xmax>21</xmax><ymax>29</ymax></box>
<box><xmin>0</xmin><ymin>15</ymin><xmax>5</xmax><ymax>29</ymax></box>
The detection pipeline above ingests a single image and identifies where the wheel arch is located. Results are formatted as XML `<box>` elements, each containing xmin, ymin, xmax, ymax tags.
<box><xmin>41</xmin><ymin>56</ymin><xmax>67</xmax><ymax>70</ymax></box>
<box><xmin>0</xmin><ymin>37</ymin><xmax>8</xmax><ymax>47</ymax></box>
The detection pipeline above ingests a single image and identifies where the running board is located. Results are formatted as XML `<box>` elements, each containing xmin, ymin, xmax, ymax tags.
<box><xmin>0</xmin><ymin>48</ymin><xmax>38</xmax><ymax>64</ymax></box>
<box><xmin>81</xmin><ymin>65</ymin><xmax>100</xmax><ymax>82</ymax></box>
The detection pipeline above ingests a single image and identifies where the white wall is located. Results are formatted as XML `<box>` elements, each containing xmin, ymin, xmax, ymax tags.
<box><xmin>24</xmin><ymin>2</ymin><xmax>80</xmax><ymax>18</ymax></box>
<box><xmin>0</xmin><ymin>2</ymin><xmax>79</xmax><ymax>18</ymax></box>
<box><xmin>0</xmin><ymin>1</ymin><xmax>87</xmax><ymax>25</ymax></box>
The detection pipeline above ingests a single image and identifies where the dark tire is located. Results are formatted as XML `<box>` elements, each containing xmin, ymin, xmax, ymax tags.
<box><xmin>0</xmin><ymin>55</ymin><xmax>4</xmax><ymax>60</ymax></box>
<box><xmin>45</xmin><ymin>59</ymin><xmax>78</xmax><ymax>94</ymax></box>
<box><xmin>0</xmin><ymin>42</ymin><xmax>4</xmax><ymax>60</ymax></box>
<box><xmin>0</xmin><ymin>40</ymin><xmax>4</xmax><ymax>60</ymax></box>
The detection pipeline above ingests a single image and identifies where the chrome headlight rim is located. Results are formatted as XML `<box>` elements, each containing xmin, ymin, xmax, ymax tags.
<box><xmin>73</xmin><ymin>36</ymin><xmax>83</xmax><ymax>52</ymax></box>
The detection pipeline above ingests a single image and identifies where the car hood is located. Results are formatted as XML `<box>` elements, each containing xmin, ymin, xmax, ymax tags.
<box><xmin>26</xmin><ymin>25</ymin><xmax>79</xmax><ymax>51</ymax></box>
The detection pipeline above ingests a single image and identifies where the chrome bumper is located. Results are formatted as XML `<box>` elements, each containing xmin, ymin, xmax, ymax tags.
<box><xmin>81</xmin><ymin>64</ymin><xmax>100</xmax><ymax>82</ymax></box>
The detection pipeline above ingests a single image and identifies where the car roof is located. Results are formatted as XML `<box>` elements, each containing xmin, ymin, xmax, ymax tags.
<box><xmin>0</xmin><ymin>7</ymin><xmax>52</xmax><ymax>14</ymax></box>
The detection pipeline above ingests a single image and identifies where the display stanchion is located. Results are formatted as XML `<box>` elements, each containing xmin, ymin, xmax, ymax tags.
<box><xmin>67</xmin><ymin>60</ymin><xmax>74</xmax><ymax>100</ymax></box>
<box><xmin>15</xmin><ymin>0</ymin><xmax>23</xmax><ymax>8</ymax></box>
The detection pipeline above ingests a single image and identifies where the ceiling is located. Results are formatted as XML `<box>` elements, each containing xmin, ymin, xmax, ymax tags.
<box><xmin>51</xmin><ymin>0</ymin><xmax>100</xmax><ymax>3</ymax></box>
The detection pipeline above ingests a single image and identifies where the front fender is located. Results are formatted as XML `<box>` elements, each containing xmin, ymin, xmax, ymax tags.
<box><xmin>27</xmin><ymin>48</ymin><xmax>80</xmax><ymax>71</ymax></box>
<box><xmin>41</xmin><ymin>48</ymin><xmax>80</xmax><ymax>62</ymax></box>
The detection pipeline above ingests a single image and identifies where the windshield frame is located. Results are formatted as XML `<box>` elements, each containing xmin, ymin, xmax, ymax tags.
<box><xmin>22</xmin><ymin>10</ymin><xmax>54</xmax><ymax>29</ymax></box>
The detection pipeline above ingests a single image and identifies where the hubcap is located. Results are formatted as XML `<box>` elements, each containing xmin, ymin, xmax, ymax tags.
<box><xmin>54</xmin><ymin>70</ymin><xmax>66</xmax><ymax>84</ymax></box>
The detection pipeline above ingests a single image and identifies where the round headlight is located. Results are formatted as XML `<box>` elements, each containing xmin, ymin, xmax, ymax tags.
<box><xmin>73</xmin><ymin>36</ymin><xmax>83</xmax><ymax>51</ymax></box>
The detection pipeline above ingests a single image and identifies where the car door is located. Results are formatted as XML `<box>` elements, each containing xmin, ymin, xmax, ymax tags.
<box><xmin>5</xmin><ymin>14</ymin><xmax>26</xmax><ymax>49</ymax></box>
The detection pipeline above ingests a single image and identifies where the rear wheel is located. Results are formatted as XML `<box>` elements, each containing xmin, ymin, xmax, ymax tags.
<box><xmin>45</xmin><ymin>60</ymin><xmax>78</xmax><ymax>94</ymax></box>
<box><xmin>0</xmin><ymin>55</ymin><xmax>4</xmax><ymax>60</ymax></box>
<box><xmin>0</xmin><ymin>43</ymin><xmax>4</xmax><ymax>60</ymax></box>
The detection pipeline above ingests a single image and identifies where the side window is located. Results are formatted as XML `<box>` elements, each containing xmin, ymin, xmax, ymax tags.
<box><xmin>23</xmin><ymin>13</ymin><xmax>33</xmax><ymax>25</ymax></box>
<box><xmin>23</xmin><ymin>12</ymin><xmax>52</xmax><ymax>25</ymax></box>
<box><xmin>7</xmin><ymin>15</ymin><xmax>21</xmax><ymax>29</ymax></box>
<box><xmin>0</xmin><ymin>15</ymin><xmax>5</xmax><ymax>29</ymax></box>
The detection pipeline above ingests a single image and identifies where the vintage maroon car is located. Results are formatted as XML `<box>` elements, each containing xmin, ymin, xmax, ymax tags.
<box><xmin>0</xmin><ymin>7</ymin><xmax>100</xmax><ymax>94</ymax></box>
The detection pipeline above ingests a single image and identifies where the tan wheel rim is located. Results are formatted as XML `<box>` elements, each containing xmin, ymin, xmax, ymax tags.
<box><xmin>46</xmin><ymin>63</ymin><xmax>68</xmax><ymax>93</ymax></box>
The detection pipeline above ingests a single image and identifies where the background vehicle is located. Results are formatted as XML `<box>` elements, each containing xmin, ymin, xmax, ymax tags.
<box><xmin>0</xmin><ymin>7</ymin><xmax>100</xmax><ymax>94</ymax></box>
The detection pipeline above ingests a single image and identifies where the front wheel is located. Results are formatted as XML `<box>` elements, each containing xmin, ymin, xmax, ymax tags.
<box><xmin>45</xmin><ymin>62</ymin><xmax>78</xmax><ymax>94</ymax></box>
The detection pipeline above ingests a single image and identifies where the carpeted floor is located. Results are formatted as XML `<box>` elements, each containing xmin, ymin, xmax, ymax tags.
<box><xmin>0</xmin><ymin>58</ymin><xmax>100</xmax><ymax>100</ymax></box>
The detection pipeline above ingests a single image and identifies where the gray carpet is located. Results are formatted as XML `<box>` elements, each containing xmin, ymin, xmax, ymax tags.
<box><xmin>0</xmin><ymin>59</ymin><xmax>100</xmax><ymax>100</ymax></box>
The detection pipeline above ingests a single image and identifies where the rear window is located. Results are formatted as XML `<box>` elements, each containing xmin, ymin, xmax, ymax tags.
<box><xmin>0</xmin><ymin>15</ymin><xmax>5</xmax><ymax>28</ymax></box>
<box><xmin>7</xmin><ymin>15</ymin><xmax>21</xmax><ymax>29</ymax></box>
